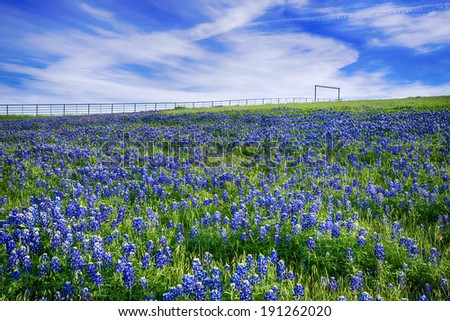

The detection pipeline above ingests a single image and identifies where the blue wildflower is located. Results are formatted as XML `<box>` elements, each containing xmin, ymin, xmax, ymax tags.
<box><xmin>306</xmin><ymin>237</ymin><xmax>315</xmax><ymax>251</ymax></box>
<box><xmin>239</xmin><ymin>280</ymin><xmax>253</xmax><ymax>301</ymax></box>
<box><xmin>139</xmin><ymin>253</ymin><xmax>150</xmax><ymax>270</ymax></box>
<box><xmin>257</xmin><ymin>255</ymin><xmax>269</xmax><ymax>277</ymax></box>
<box><xmin>139</xmin><ymin>277</ymin><xmax>149</xmax><ymax>290</ymax></box>
<box><xmin>293</xmin><ymin>284</ymin><xmax>305</xmax><ymax>300</ymax></box>
<box><xmin>38</xmin><ymin>262</ymin><xmax>48</xmax><ymax>278</ymax></box>
<box><xmin>210</xmin><ymin>289</ymin><xmax>222</xmax><ymax>301</ymax></box>
<box><xmin>11</xmin><ymin>269</ymin><xmax>21</xmax><ymax>280</ymax></box>
<box><xmin>346</xmin><ymin>248</ymin><xmax>354</xmax><ymax>263</ymax></box>
<box><xmin>190</xmin><ymin>226</ymin><xmax>199</xmax><ymax>239</ymax></box>
<box><xmin>358</xmin><ymin>292</ymin><xmax>373</xmax><ymax>301</ymax></box>
<box><xmin>374</xmin><ymin>243</ymin><xmax>386</xmax><ymax>262</ymax></box>
<box><xmin>122</xmin><ymin>262</ymin><xmax>135</xmax><ymax>289</ymax></box>
<box><xmin>328</xmin><ymin>277</ymin><xmax>338</xmax><ymax>292</ymax></box>
<box><xmin>276</xmin><ymin>260</ymin><xmax>287</xmax><ymax>282</ymax></box>
<box><xmin>61</xmin><ymin>281</ymin><xmax>74</xmax><ymax>301</ymax></box>
<box><xmin>81</xmin><ymin>288</ymin><xmax>92</xmax><ymax>301</ymax></box>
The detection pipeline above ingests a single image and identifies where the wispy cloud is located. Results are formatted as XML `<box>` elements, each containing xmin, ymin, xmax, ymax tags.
<box><xmin>348</xmin><ymin>3</ymin><xmax>450</xmax><ymax>52</ymax></box>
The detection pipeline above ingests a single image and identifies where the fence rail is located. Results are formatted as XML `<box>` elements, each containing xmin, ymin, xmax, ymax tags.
<box><xmin>0</xmin><ymin>97</ymin><xmax>337</xmax><ymax>116</ymax></box>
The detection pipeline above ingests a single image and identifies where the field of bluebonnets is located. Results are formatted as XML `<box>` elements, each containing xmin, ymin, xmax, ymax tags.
<box><xmin>0</xmin><ymin>96</ymin><xmax>449</xmax><ymax>301</ymax></box>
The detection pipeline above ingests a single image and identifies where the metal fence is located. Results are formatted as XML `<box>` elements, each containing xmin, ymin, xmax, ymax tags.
<box><xmin>0</xmin><ymin>97</ymin><xmax>337</xmax><ymax>116</ymax></box>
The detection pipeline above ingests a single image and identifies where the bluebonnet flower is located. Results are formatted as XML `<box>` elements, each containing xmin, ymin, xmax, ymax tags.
<box><xmin>190</xmin><ymin>227</ymin><xmax>199</xmax><ymax>239</ymax></box>
<box><xmin>202</xmin><ymin>213</ymin><xmax>213</xmax><ymax>227</ymax></box>
<box><xmin>328</xmin><ymin>277</ymin><xmax>338</xmax><ymax>292</ymax></box>
<box><xmin>202</xmin><ymin>252</ymin><xmax>213</xmax><ymax>268</ymax></box>
<box><xmin>231</xmin><ymin>263</ymin><xmax>247</xmax><ymax>286</ymax></box>
<box><xmin>181</xmin><ymin>274</ymin><xmax>196</xmax><ymax>297</ymax></box>
<box><xmin>239</xmin><ymin>280</ymin><xmax>253</xmax><ymax>301</ymax></box>
<box><xmin>220</xmin><ymin>227</ymin><xmax>228</xmax><ymax>242</ymax></box>
<box><xmin>346</xmin><ymin>219</ymin><xmax>354</xmax><ymax>233</ymax></box>
<box><xmin>22</xmin><ymin>255</ymin><xmax>32</xmax><ymax>274</ymax></box>
<box><xmin>222</xmin><ymin>190</ymin><xmax>229</xmax><ymax>202</ymax></box>
<box><xmin>146</xmin><ymin>240</ymin><xmax>155</xmax><ymax>254</ymax></box>
<box><xmin>89</xmin><ymin>218</ymin><xmax>101</xmax><ymax>232</ymax></box>
<box><xmin>418</xmin><ymin>295</ymin><xmax>427</xmax><ymax>301</ymax></box>
<box><xmin>241</xmin><ymin>232</ymin><xmax>250</xmax><ymax>241</ymax></box>
<box><xmin>159</xmin><ymin>236</ymin><xmax>168</xmax><ymax>248</ymax></box>
<box><xmin>139</xmin><ymin>277</ymin><xmax>149</xmax><ymax>290</ymax></box>
<box><xmin>38</xmin><ymin>262</ymin><xmax>48</xmax><ymax>277</ymax></box>
<box><xmin>213</xmin><ymin>211</ymin><xmax>221</xmax><ymax>225</ymax></box>
<box><xmin>155</xmin><ymin>247</ymin><xmax>172</xmax><ymax>269</ymax></box>
<box><xmin>428</xmin><ymin>248</ymin><xmax>441</xmax><ymax>265</ymax></box>
<box><xmin>93</xmin><ymin>272</ymin><xmax>103</xmax><ymax>287</ymax></box>
<box><xmin>337</xmin><ymin>296</ymin><xmax>347</xmax><ymax>301</ymax></box>
<box><xmin>163</xmin><ymin>285</ymin><xmax>183</xmax><ymax>301</ymax></box>
<box><xmin>293</xmin><ymin>284</ymin><xmax>305</xmax><ymax>300</ymax></box>
<box><xmin>81</xmin><ymin>288</ymin><xmax>92</xmax><ymax>301</ymax></box>
<box><xmin>424</xmin><ymin>283</ymin><xmax>433</xmax><ymax>296</ymax></box>
<box><xmin>68</xmin><ymin>247</ymin><xmax>84</xmax><ymax>271</ymax></box>
<box><xmin>374</xmin><ymin>243</ymin><xmax>386</xmax><ymax>262</ymax></box>
<box><xmin>259</xmin><ymin>226</ymin><xmax>268</xmax><ymax>241</ymax></box>
<box><xmin>192</xmin><ymin>258</ymin><xmax>207</xmax><ymax>281</ymax></box>
<box><xmin>8</xmin><ymin>250</ymin><xmax>19</xmax><ymax>269</ymax></box>
<box><xmin>358</xmin><ymin>292</ymin><xmax>373</xmax><ymax>301</ymax></box>
<box><xmin>350</xmin><ymin>272</ymin><xmax>364</xmax><ymax>293</ymax></box>
<box><xmin>306</xmin><ymin>237</ymin><xmax>315</xmax><ymax>251</ymax></box>
<box><xmin>391</xmin><ymin>221</ymin><xmax>402</xmax><ymax>240</ymax></box>
<box><xmin>264</xmin><ymin>286</ymin><xmax>279</xmax><ymax>301</ymax></box>
<box><xmin>276</xmin><ymin>260</ymin><xmax>287</xmax><ymax>282</ymax></box>
<box><xmin>11</xmin><ymin>269</ymin><xmax>21</xmax><ymax>280</ymax></box>
<box><xmin>195</xmin><ymin>282</ymin><xmax>206</xmax><ymax>301</ymax></box>
<box><xmin>86</xmin><ymin>262</ymin><xmax>97</xmax><ymax>279</ymax></box>
<box><xmin>274</xmin><ymin>234</ymin><xmax>281</xmax><ymax>245</ymax></box>
<box><xmin>176</xmin><ymin>232</ymin><xmax>184</xmax><ymax>244</ymax></box>
<box><xmin>122</xmin><ymin>262</ymin><xmax>135</xmax><ymax>289</ymax></box>
<box><xmin>346</xmin><ymin>248</ymin><xmax>354</xmax><ymax>263</ymax></box>
<box><xmin>210</xmin><ymin>289</ymin><xmax>222</xmax><ymax>301</ymax></box>
<box><xmin>331</xmin><ymin>223</ymin><xmax>340</xmax><ymax>238</ymax></box>
<box><xmin>132</xmin><ymin>217</ymin><xmax>146</xmax><ymax>235</ymax></box>
<box><xmin>257</xmin><ymin>255</ymin><xmax>269</xmax><ymax>277</ymax></box>
<box><xmin>61</xmin><ymin>281</ymin><xmax>74</xmax><ymax>301</ymax></box>
<box><xmin>286</xmin><ymin>270</ymin><xmax>296</xmax><ymax>281</ymax></box>
<box><xmin>141</xmin><ymin>252</ymin><xmax>151</xmax><ymax>269</ymax></box>
<box><xmin>270</xmin><ymin>250</ymin><xmax>279</xmax><ymax>263</ymax></box>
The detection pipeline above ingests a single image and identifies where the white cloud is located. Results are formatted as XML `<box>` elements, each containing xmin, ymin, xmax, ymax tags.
<box><xmin>348</xmin><ymin>4</ymin><xmax>450</xmax><ymax>52</ymax></box>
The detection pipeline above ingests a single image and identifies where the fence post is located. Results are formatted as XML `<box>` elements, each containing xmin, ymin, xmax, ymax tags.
<box><xmin>154</xmin><ymin>103</ymin><xmax>156</xmax><ymax>111</ymax></box>
<box><xmin>36</xmin><ymin>104</ymin><xmax>38</xmax><ymax>116</ymax></box>
<box><xmin>6</xmin><ymin>105</ymin><xmax>8</xmax><ymax>116</ymax></box>
<box><xmin>134</xmin><ymin>103</ymin><xmax>136</xmax><ymax>113</ymax></box>
<box><xmin>88</xmin><ymin>104</ymin><xmax>90</xmax><ymax>115</ymax></box>
<box><xmin>22</xmin><ymin>105</ymin><xmax>24</xmax><ymax>115</ymax></box>
<box><xmin>111</xmin><ymin>104</ymin><xmax>114</xmax><ymax>114</ymax></box>
<box><xmin>63</xmin><ymin>104</ymin><xmax>66</xmax><ymax>116</ymax></box>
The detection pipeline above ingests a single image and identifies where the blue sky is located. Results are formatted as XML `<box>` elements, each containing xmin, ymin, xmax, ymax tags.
<box><xmin>0</xmin><ymin>0</ymin><xmax>449</xmax><ymax>103</ymax></box>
